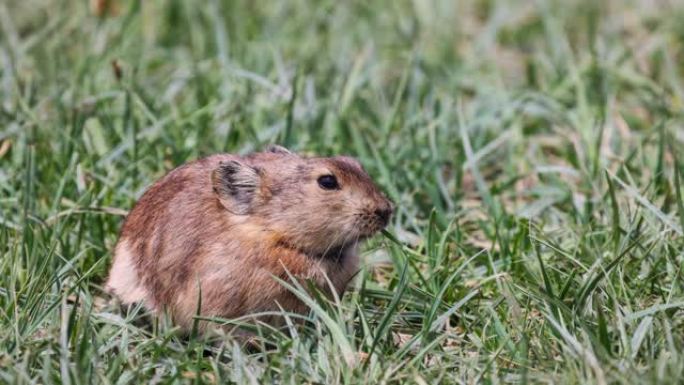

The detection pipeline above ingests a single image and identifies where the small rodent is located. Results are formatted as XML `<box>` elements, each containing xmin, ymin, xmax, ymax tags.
<box><xmin>106</xmin><ymin>145</ymin><xmax>392</xmax><ymax>331</ymax></box>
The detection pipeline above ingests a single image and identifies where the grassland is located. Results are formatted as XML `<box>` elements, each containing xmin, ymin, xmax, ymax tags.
<box><xmin>1</xmin><ymin>0</ymin><xmax>683</xmax><ymax>383</ymax></box>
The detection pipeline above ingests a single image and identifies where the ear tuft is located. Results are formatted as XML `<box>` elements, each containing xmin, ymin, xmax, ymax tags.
<box><xmin>265</xmin><ymin>144</ymin><xmax>292</xmax><ymax>155</ymax></box>
<box><xmin>212</xmin><ymin>160</ymin><xmax>261</xmax><ymax>215</ymax></box>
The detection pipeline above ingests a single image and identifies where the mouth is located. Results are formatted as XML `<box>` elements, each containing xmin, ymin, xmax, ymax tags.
<box><xmin>356</xmin><ymin>218</ymin><xmax>389</xmax><ymax>238</ymax></box>
<box><xmin>356</xmin><ymin>204</ymin><xmax>392</xmax><ymax>237</ymax></box>
<box><xmin>311</xmin><ymin>219</ymin><xmax>386</xmax><ymax>260</ymax></box>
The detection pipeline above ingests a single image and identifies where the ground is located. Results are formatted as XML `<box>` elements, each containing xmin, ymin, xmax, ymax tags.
<box><xmin>1</xmin><ymin>0</ymin><xmax>683</xmax><ymax>383</ymax></box>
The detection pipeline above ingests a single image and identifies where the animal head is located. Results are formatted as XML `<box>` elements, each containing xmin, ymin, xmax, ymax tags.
<box><xmin>211</xmin><ymin>145</ymin><xmax>393</xmax><ymax>256</ymax></box>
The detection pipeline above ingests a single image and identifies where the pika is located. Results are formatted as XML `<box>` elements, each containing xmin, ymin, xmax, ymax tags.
<box><xmin>106</xmin><ymin>145</ymin><xmax>392</xmax><ymax>331</ymax></box>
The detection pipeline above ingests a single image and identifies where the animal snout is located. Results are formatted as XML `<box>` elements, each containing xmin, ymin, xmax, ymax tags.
<box><xmin>374</xmin><ymin>204</ymin><xmax>393</xmax><ymax>227</ymax></box>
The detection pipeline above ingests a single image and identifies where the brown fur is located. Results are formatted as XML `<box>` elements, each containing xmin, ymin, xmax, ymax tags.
<box><xmin>106</xmin><ymin>147</ymin><xmax>392</xmax><ymax>331</ymax></box>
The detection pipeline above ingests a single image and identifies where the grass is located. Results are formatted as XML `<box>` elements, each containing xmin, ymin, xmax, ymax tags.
<box><xmin>1</xmin><ymin>0</ymin><xmax>684</xmax><ymax>383</ymax></box>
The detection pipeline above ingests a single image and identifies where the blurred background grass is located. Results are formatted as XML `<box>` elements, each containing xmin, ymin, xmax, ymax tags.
<box><xmin>1</xmin><ymin>0</ymin><xmax>683</xmax><ymax>383</ymax></box>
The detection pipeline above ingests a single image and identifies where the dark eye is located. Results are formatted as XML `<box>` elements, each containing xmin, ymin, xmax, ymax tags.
<box><xmin>317</xmin><ymin>175</ymin><xmax>339</xmax><ymax>190</ymax></box>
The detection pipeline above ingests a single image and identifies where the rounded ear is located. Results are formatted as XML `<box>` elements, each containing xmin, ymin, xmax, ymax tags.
<box><xmin>212</xmin><ymin>160</ymin><xmax>262</xmax><ymax>215</ymax></box>
<box><xmin>265</xmin><ymin>144</ymin><xmax>292</xmax><ymax>155</ymax></box>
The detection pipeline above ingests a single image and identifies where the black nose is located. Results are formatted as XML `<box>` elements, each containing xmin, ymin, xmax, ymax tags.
<box><xmin>374</xmin><ymin>205</ymin><xmax>393</xmax><ymax>226</ymax></box>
